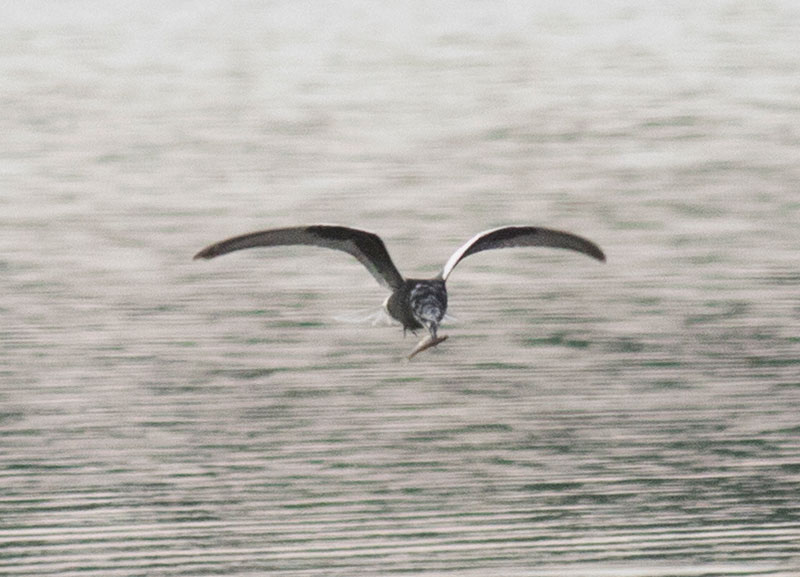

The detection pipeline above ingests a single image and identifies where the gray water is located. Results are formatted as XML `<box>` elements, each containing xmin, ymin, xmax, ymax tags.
<box><xmin>2</xmin><ymin>1</ymin><xmax>799</xmax><ymax>575</ymax></box>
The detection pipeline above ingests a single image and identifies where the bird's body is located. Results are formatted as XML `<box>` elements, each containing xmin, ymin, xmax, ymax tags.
<box><xmin>194</xmin><ymin>224</ymin><xmax>605</xmax><ymax>358</ymax></box>
<box><xmin>385</xmin><ymin>278</ymin><xmax>447</xmax><ymax>336</ymax></box>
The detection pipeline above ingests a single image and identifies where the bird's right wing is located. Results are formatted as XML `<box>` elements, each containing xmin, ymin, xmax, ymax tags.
<box><xmin>440</xmin><ymin>225</ymin><xmax>605</xmax><ymax>281</ymax></box>
<box><xmin>194</xmin><ymin>225</ymin><xmax>405</xmax><ymax>290</ymax></box>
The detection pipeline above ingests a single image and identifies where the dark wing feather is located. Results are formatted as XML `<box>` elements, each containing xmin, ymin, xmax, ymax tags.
<box><xmin>440</xmin><ymin>225</ymin><xmax>605</xmax><ymax>281</ymax></box>
<box><xmin>194</xmin><ymin>225</ymin><xmax>405</xmax><ymax>290</ymax></box>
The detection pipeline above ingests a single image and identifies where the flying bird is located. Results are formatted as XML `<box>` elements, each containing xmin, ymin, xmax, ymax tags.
<box><xmin>194</xmin><ymin>225</ymin><xmax>605</xmax><ymax>359</ymax></box>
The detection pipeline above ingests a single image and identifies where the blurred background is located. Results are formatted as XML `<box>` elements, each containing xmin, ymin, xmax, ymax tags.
<box><xmin>1</xmin><ymin>1</ymin><xmax>798</xmax><ymax>575</ymax></box>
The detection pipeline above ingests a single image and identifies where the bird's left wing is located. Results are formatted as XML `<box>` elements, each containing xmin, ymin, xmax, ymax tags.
<box><xmin>194</xmin><ymin>225</ymin><xmax>405</xmax><ymax>290</ymax></box>
<box><xmin>439</xmin><ymin>225</ymin><xmax>605</xmax><ymax>281</ymax></box>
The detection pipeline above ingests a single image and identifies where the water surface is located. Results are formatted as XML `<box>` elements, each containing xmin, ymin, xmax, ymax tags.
<box><xmin>1</xmin><ymin>1</ymin><xmax>799</xmax><ymax>575</ymax></box>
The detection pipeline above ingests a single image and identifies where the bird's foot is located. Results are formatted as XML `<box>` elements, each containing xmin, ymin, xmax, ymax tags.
<box><xmin>407</xmin><ymin>334</ymin><xmax>448</xmax><ymax>360</ymax></box>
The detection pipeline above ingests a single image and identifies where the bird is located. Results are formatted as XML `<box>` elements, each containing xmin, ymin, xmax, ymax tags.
<box><xmin>194</xmin><ymin>224</ymin><xmax>605</xmax><ymax>359</ymax></box>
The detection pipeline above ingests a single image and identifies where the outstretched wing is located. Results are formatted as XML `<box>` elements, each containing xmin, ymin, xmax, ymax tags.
<box><xmin>439</xmin><ymin>225</ymin><xmax>605</xmax><ymax>281</ymax></box>
<box><xmin>194</xmin><ymin>225</ymin><xmax>405</xmax><ymax>290</ymax></box>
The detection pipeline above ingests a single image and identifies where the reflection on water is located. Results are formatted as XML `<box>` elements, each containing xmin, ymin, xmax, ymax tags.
<box><xmin>1</xmin><ymin>1</ymin><xmax>799</xmax><ymax>575</ymax></box>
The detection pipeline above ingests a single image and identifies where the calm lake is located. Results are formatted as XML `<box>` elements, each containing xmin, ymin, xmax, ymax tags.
<box><xmin>1</xmin><ymin>1</ymin><xmax>799</xmax><ymax>575</ymax></box>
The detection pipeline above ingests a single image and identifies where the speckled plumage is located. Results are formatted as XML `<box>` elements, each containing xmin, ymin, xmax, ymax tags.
<box><xmin>384</xmin><ymin>279</ymin><xmax>447</xmax><ymax>337</ymax></box>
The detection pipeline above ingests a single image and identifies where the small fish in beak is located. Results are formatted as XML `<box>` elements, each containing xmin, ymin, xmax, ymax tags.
<box><xmin>407</xmin><ymin>334</ymin><xmax>448</xmax><ymax>360</ymax></box>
